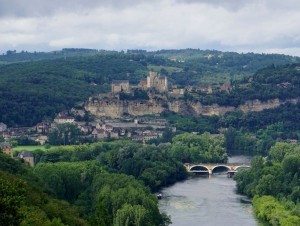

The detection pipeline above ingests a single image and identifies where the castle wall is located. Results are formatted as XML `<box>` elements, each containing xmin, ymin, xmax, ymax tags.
<box><xmin>112</xmin><ymin>81</ymin><xmax>130</xmax><ymax>93</ymax></box>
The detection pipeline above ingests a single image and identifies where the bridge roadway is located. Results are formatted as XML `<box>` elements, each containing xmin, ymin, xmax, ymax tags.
<box><xmin>184</xmin><ymin>163</ymin><xmax>251</xmax><ymax>175</ymax></box>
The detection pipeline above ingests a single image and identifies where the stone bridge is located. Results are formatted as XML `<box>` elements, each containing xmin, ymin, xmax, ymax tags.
<box><xmin>184</xmin><ymin>163</ymin><xmax>251</xmax><ymax>176</ymax></box>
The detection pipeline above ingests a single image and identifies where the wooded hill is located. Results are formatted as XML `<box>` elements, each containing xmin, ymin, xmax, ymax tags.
<box><xmin>191</xmin><ymin>63</ymin><xmax>300</xmax><ymax>106</ymax></box>
<box><xmin>0</xmin><ymin>49</ymin><xmax>299</xmax><ymax>127</ymax></box>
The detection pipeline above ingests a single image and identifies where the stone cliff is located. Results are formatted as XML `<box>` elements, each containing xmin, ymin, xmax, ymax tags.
<box><xmin>85</xmin><ymin>99</ymin><xmax>166</xmax><ymax>118</ymax></box>
<box><xmin>85</xmin><ymin>97</ymin><xmax>300</xmax><ymax>118</ymax></box>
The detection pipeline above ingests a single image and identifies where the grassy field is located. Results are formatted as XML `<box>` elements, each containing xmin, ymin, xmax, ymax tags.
<box><xmin>13</xmin><ymin>145</ymin><xmax>47</xmax><ymax>152</ymax></box>
<box><xmin>147</xmin><ymin>65</ymin><xmax>183</xmax><ymax>74</ymax></box>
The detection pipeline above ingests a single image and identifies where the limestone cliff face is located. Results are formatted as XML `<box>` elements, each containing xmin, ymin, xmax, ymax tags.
<box><xmin>190</xmin><ymin>102</ymin><xmax>235</xmax><ymax>116</ymax></box>
<box><xmin>85</xmin><ymin>97</ymin><xmax>300</xmax><ymax>118</ymax></box>
<box><xmin>85</xmin><ymin>100</ymin><xmax>127</xmax><ymax>118</ymax></box>
<box><xmin>168</xmin><ymin>101</ymin><xmax>196</xmax><ymax>115</ymax></box>
<box><xmin>238</xmin><ymin>99</ymin><xmax>281</xmax><ymax>112</ymax></box>
<box><xmin>127</xmin><ymin>101</ymin><xmax>165</xmax><ymax>116</ymax></box>
<box><xmin>85</xmin><ymin>99</ymin><xmax>166</xmax><ymax>118</ymax></box>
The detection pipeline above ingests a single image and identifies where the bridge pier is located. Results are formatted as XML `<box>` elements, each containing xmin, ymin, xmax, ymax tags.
<box><xmin>227</xmin><ymin>171</ymin><xmax>236</xmax><ymax>178</ymax></box>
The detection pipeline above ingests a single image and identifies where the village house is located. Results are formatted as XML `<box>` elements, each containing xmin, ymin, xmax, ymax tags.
<box><xmin>104</xmin><ymin>124</ymin><xmax>113</xmax><ymax>132</ymax></box>
<box><xmin>126</xmin><ymin>130</ymin><xmax>132</xmax><ymax>138</ymax></box>
<box><xmin>17</xmin><ymin>150</ymin><xmax>35</xmax><ymax>167</ymax></box>
<box><xmin>142</xmin><ymin>130</ymin><xmax>163</xmax><ymax>141</ymax></box>
<box><xmin>0</xmin><ymin>142</ymin><xmax>13</xmax><ymax>157</ymax></box>
<box><xmin>36</xmin><ymin>135</ymin><xmax>48</xmax><ymax>145</ymax></box>
<box><xmin>34</xmin><ymin>120</ymin><xmax>51</xmax><ymax>134</ymax></box>
<box><xmin>132</xmin><ymin>135</ymin><xmax>144</xmax><ymax>142</ymax></box>
<box><xmin>5</xmin><ymin>127</ymin><xmax>29</xmax><ymax>139</ymax></box>
<box><xmin>138</xmin><ymin>118</ymin><xmax>168</xmax><ymax>126</ymax></box>
<box><xmin>131</xmin><ymin>129</ymin><xmax>163</xmax><ymax>142</ymax></box>
<box><xmin>95</xmin><ymin>123</ymin><xmax>103</xmax><ymax>130</ymax></box>
<box><xmin>79</xmin><ymin>125</ymin><xmax>90</xmax><ymax>134</ymax></box>
<box><xmin>134</xmin><ymin>129</ymin><xmax>144</xmax><ymax>136</ymax></box>
<box><xmin>92</xmin><ymin>128</ymin><xmax>108</xmax><ymax>139</ymax></box>
<box><xmin>110</xmin><ymin>129</ymin><xmax>119</xmax><ymax>139</ymax></box>
<box><xmin>54</xmin><ymin>115</ymin><xmax>75</xmax><ymax>124</ymax></box>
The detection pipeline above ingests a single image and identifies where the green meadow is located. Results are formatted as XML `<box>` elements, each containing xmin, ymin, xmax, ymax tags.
<box><xmin>13</xmin><ymin>145</ymin><xmax>48</xmax><ymax>152</ymax></box>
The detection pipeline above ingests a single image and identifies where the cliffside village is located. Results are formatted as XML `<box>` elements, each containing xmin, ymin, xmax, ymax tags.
<box><xmin>0</xmin><ymin>71</ymin><xmax>233</xmax><ymax>166</ymax></box>
<box><xmin>0</xmin><ymin>73</ymin><xmax>164</xmax><ymax>141</ymax></box>
<box><xmin>0</xmin><ymin>114</ymin><xmax>171</xmax><ymax>166</ymax></box>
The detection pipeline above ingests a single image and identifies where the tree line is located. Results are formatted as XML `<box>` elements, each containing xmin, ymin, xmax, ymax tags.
<box><xmin>234</xmin><ymin>142</ymin><xmax>300</xmax><ymax>225</ymax></box>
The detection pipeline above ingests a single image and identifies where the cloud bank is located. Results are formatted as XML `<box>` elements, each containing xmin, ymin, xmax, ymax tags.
<box><xmin>0</xmin><ymin>0</ymin><xmax>299</xmax><ymax>56</ymax></box>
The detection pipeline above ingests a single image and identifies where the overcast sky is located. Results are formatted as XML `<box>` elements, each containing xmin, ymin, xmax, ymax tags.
<box><xmin>0</xmin><ymin>0</ymin><xmax>300</xmax><ymax>56</ymax></box>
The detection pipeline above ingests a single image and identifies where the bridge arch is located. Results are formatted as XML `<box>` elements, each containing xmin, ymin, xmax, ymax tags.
<box><xmin>234</xmin><ymin>165</ymin><xmax>251</xmax><ymax>171</ymax></box>
<box><xmin>211</xmin><ymin>165</ymin><xmax>231</xmax><ymax>174</ymax></box>
<box><xmin>189</xmin><ymin>165</ymin><xmax>209</xmax><ymax>172</ymax></box>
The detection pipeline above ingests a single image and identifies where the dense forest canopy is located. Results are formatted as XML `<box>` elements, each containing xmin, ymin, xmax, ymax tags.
<box><xmin>0</xmin><ymin>53</ymin><xmax>147</xmax><ymax>126</ymax></box>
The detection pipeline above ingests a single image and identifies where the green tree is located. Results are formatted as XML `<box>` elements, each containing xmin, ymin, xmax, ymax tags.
<box><xmin>0</xmin><ymin>172</ymin><xmax>26</xmax><ymax>226</ymax></box>
<box><xmin>48</xmin><ymin>123</ymin><xmax>81</xmax><ymax>145</ymax></box>
<box><xmin>269</xmin><ymin>142</ymin><xmax>295</xmax><ymax>162</ymax></box>
<box><xmin>171</xmin><ymin>132</ymin><xmax>227</xmax><ymax>163</ymax></box>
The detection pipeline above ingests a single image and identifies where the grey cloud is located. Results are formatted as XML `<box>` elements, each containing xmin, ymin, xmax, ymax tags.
<box><xmin>0</xmin><ymin>0</ymin><xmax>148</xmax><ymax>17</ymax></box>
<box><xmin>0</xmin><ymin>0</ymin><xmax>300</xmax><ymax>56</ymax></box>
<box><xmin>175</xmin><ymin>0</ymin><xmax>250</xmax><ymax>11</ymax></box>
<box><xmin>175</xmin><ymin>0</ymin><xmax>300</xmax><ymax>11</ymax></box>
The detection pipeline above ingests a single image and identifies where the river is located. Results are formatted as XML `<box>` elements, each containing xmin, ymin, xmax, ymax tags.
<box><xmin>158</xmin><ymin>156</ymin><xmax>258</xmax><ymax>226</ymax></box>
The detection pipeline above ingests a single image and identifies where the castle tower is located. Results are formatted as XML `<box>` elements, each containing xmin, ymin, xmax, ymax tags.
<box><xmin>146</xmin><ymin>71</ymin><xmax>168</xmax><ymax>93</ymax></box>
<box><xmin>147</xmin><ymin>71</ymin><xmax>158</xmax><ymax>89</ymax></box>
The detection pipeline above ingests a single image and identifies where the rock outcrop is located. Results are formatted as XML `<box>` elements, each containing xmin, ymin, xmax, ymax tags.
<box><xmin>85</xmin><ymin>97</ymin><xmax>300</xmax><ymax>119</ymax></box>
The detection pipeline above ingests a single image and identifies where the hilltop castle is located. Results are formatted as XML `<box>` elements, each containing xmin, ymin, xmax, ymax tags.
<box><xmin>111</xmin><ymin>71</ymin><xmax>168</xmax><ymax>94</ymax></box>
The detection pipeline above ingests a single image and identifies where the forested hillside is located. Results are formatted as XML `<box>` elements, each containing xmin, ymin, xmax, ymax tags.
<box><xmin>0</xmin><ymin>48</ymin><xmax>101</xmax><ymax>63</ymax></box>
<box><xmin>0</xmin><ymin>49</ymin><xmax>299</xmax><ymax>127</ymax></box>
<box><xmin>0</xmin><ymin>53</ymin><xmax>147</xmax><ymax>126</ymax></box>
<box><xmin>135</xmin><ymin>49</ymin><xmax>300</xmax><ymax>85</ymax></box>
<box><xmin>185</xmin><ymin>63</ymin><xmax>300</xmax><ymax>106</ymax></box>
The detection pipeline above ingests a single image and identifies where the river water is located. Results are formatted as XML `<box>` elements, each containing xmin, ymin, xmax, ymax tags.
<box><xmin>158</xmin><ymin>156</ymin><xmax>258</xmax><ymax>226</ymax></box>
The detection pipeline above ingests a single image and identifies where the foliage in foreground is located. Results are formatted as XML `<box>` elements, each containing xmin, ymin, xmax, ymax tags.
<box><xmin>2</xmin><ymin>138</ymin><xmax>193</xmax><ymax>225</ymax></box>
<box><xmin>234</xmin><ymin>142</ymin><xmax>300</xmax><ymax>225</ymax></box>
<box><xmin>0</xmin><ymin>153</ymin><xmax>87</xmax><ymax>226</ymax></box>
